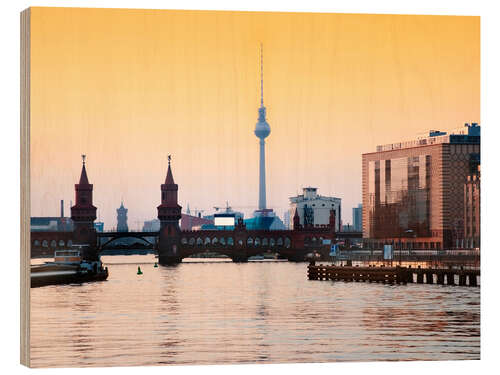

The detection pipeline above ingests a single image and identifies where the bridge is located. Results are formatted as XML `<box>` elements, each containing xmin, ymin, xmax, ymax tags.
<box><xmin>31</xmin><ymin>225</ymin><xmax>361</xmax><ymax>261</ymax></box>
<box><xmin>30</xmin><ymin>156</ymin><xmax>347</xmax><ymax>264</ymax></box>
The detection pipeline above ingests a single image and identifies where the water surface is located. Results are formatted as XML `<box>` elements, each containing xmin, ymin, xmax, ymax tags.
<box><xmin>30</xmin><ymin>255</ymin><xmax>480</xmax><ymax>367</ymax></box>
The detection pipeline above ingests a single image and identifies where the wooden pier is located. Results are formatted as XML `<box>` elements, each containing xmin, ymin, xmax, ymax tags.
<box><xmin>307</xmin><ymin>263</ymin><xmax>480</xmax><ymax>286</ymax></box>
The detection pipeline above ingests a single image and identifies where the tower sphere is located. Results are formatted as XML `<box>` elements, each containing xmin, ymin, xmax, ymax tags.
<box><xmin>255</xmin><ymin>107</ymin><xmax>271</xmax><ymax>139</ymax></box>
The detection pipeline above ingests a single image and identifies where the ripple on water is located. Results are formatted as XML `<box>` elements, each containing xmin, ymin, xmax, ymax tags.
<box><xmin>30</xmin><ymin>257</ymin><xmax>480</xmax><ymax>367</ymax></box>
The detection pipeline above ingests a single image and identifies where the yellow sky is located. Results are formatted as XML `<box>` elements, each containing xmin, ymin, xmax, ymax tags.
<box><xmin>30</xmin><ymin>7</ymin><xmax>479</xmax><ymax>229</ymax></box>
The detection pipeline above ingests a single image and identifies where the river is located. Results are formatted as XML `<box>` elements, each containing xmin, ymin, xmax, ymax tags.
<box><xmin>30</xmin><ymin>255</ymin><xmax>480</xmax><ymax>367</ymax></box>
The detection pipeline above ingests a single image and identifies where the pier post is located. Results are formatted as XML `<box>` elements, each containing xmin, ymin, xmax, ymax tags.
<box><xmin>416</xmin><ymin>266</ymin><xmax>424</xmax><ymax>283</ymax></box>
<box><xmin>447</xmin><ymin>273</ymin><xmax>455</xmax><ymax>285</ymax></box>
<box><xmin>459</xmin><ymin>273</ymin><xmax>467</xmax><ymax>286</ymax></box>
<box><xmin>468</xmin><ymin>274</ymin><xmax>477</xmax><ymax>287</ymax></box>
<box><xmin>437</xmin><ymin>272</ymin><xmax>445</xmax><ymax>285</ymax></box>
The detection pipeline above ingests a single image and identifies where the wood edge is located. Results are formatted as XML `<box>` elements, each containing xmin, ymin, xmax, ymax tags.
<box><xmin>20</xmin><ymin>7</ymin><xmax>31</xmax><ymax>368</ymax></box>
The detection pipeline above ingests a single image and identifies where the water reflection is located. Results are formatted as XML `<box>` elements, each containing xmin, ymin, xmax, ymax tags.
<box><xmin>30</xmin><ymin>256</ymin><xmax>479</xmax><ymax>367</ymax></box>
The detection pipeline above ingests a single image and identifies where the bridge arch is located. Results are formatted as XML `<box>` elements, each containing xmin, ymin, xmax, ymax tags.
<box><xmin>99</xmin><ymin>234</ymin><xmax>155</xmax><ymax>249</ymax></box>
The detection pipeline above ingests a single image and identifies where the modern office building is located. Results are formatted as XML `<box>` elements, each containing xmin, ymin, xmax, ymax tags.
<box><xmin>362</xmin><ymin>123</ymin><xmax>480</xmax><ymax>250</ymax></box>
<box><xmin>352</xmin><ymin>204</ymin><xmax>362</xmax><ymax>232</ymax></box>
<box><xmin>289</xmin><ymin>187</ymin><xmax>341</xmax><ymax>232</ymax></box>
<box><xmin>464</xmin><ymin>165</ymin><xmax>480</xmax><ymax>249</ymax></box>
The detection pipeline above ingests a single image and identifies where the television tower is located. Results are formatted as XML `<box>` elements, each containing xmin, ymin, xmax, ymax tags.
<box><xmin>254</xmin><ymin>43</ymin><xmax>271</xmax><ymax>210</ymax></box>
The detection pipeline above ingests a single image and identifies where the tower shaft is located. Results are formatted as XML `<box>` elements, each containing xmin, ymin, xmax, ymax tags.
<box><xmin>258</xmin><ymin>138</ymin><xmax>267</xmax><ymax>210</ymax></box>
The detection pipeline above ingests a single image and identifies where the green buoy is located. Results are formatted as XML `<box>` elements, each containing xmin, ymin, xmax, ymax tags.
<box><xmin>154</xmin><ymin>262</ymin><xmax>158</xmax><ymax>268</ymax></box>
<box><xmin>137</xmin><ymin>266</ymin><xmax>143</xmax><ymax>275</ymax></box>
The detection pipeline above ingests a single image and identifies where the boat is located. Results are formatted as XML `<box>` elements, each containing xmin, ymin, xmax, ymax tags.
<box><xmin>31</xmin><ymin>247</ymin><xmax>109</xmax><ymax>288</ymax></box>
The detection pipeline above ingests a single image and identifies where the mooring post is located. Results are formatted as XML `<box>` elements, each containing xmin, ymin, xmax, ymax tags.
<box><xmin>447</xmin><ymin>272</ymin><xmax>455</xmax><ymax>285</ymax></box>
<box><xmin>468</xmin><ymin>273</ymin><xmax>477</xmax><ymax>287</ymax></box>
<box><xmin>426</xmin><ymin>271</ymin><xmax>434</xmax><ymax>284</ymax></box>
<box><xmin>416</xmin><ymin>266</ymin><xmax>424</xmax><ymax>283</ymax></box>
<box><xmin>437</xmin><ymin>272</ymin><xmax>445</xmax><ymax>285</ymax></box>
<box><xmin>459</xmin><ymin>273</ymin><xmax>467</xmax><ymax>286</ymax></box>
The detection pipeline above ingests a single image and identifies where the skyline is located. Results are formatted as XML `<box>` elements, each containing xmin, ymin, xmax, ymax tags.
<box><xmin>30</xmin><ymin>8</ymin><xmax>480</xmax><ymax>229</ymax></box>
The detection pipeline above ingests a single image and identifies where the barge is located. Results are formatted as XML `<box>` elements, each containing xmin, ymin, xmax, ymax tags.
<box><xmin>31</xmin><ymin>249</ymin><xmax>108</xmax><ymax>288</ymax></box>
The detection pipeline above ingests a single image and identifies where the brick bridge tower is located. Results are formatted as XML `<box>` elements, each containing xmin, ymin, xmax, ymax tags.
<box><xmin>70</xmin><ymin>155</ymin><xmax>98</xmax><ymax>260</ymax></box>
<box><xmin>157</xmin><ymin>155</ymin><xmax>182</xmax><ymax>265</ymax></box>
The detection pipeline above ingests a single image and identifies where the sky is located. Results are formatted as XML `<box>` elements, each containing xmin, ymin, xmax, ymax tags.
<box><xmin>30</xmin><ymin>7</ymin><xmax>480</xmax><ymax>230</ymax></box>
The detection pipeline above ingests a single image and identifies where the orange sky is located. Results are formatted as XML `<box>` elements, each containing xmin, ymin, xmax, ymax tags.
<box><xmin>30</xmin><ymin>7</ymin><xmax>479</xmax><ymax>229</ymax></box>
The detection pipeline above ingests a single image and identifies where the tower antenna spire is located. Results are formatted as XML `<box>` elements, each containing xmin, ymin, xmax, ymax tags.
<box><xmin>260</xmin><ymin>42</ymin><xmax>264</xmax><ymax>107</ymax></box>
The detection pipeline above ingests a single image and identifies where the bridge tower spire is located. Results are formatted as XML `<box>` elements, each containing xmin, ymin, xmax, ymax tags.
<box><xmin>157</xmin><ymin>155</ymin><xmax>183</xmax><ymax>265</ymax></box>
<box><xmin>71</xmin><ymin>155</ymin><xmax>98</xmax><ymax>258</ymax></box>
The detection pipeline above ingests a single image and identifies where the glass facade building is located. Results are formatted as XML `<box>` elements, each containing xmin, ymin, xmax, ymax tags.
<box><xmin>362</xmin><ymin>124</ymin><xmax>480</xmax><ymax>250</ymax></box>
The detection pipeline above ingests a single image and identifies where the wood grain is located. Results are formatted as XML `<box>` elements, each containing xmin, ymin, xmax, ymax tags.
<box><xmin>20</xmin><ymin>7</ymin><xmax>31</xmax><ymax>368</ymax></box>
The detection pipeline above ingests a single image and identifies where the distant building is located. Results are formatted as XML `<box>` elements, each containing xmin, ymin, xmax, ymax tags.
<box><xmin>342</xmin><ymin>224</ymin><xmax>355</xmax><ymax>232</ymax></box>
<box><xmin>94</xmin><ymin>222</ymin><xmax>104</xmax><ymax>232</ymax></box>
<box><xmin>31</xmin><ymin>200</ymin><xmax>73</xmax><ymax>231</ymax></box>
<box><xmin>31</xmin><ymin>217</ymin><xmax>73</xmax><ymax>232</ymax></box>
<box><xmin>352</xmin><ymin>204</ymin><xmax>362</xmax><ymax>232</ymax></box>
<box><xmin>464</xmin><ymin>165</ymin><xmax>480</xmax><ymax>248</ymax></box>
<box><xmin>283</xmin><ymin>210</ymin><xmax>291</xmax><ymax>229</ymax></box>
<box><xmin>116</xmin><ymin>201</ymin><xmax>129</xmax><ymax>232</ymax></box>
<box><xmin>289</xmin><ymin>187</ymin><xmax>341</xmax><ymax>232</ymax></box>
<box><xmin>362</xmin><ymin>122</ymin><xmax>480</xmax><ymax>250</ymax></box>
<box><xmin>143</xmin><ymin>214</ymin><xmax>214</xmax><ymax>232</ymax></box>
<box><xmin>181</xmin><ymin>214</ymin><xmax>213</xmax><ymax>231</ymax></box>
<box><xmin>142</xmin><ymin>219</ymin><xmax>160</xmax><ymax>232</ymax></box>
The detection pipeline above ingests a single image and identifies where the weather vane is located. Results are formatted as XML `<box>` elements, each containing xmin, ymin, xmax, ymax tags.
<box><xmin>82</xmin><ymin>154</ymin><xmax>86</xmax><ymax>164</ymax></box>
<box><xmin>168</xmin><ymin>154</ymin><xmax>171</xmax><ymax>165</ymax></box>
